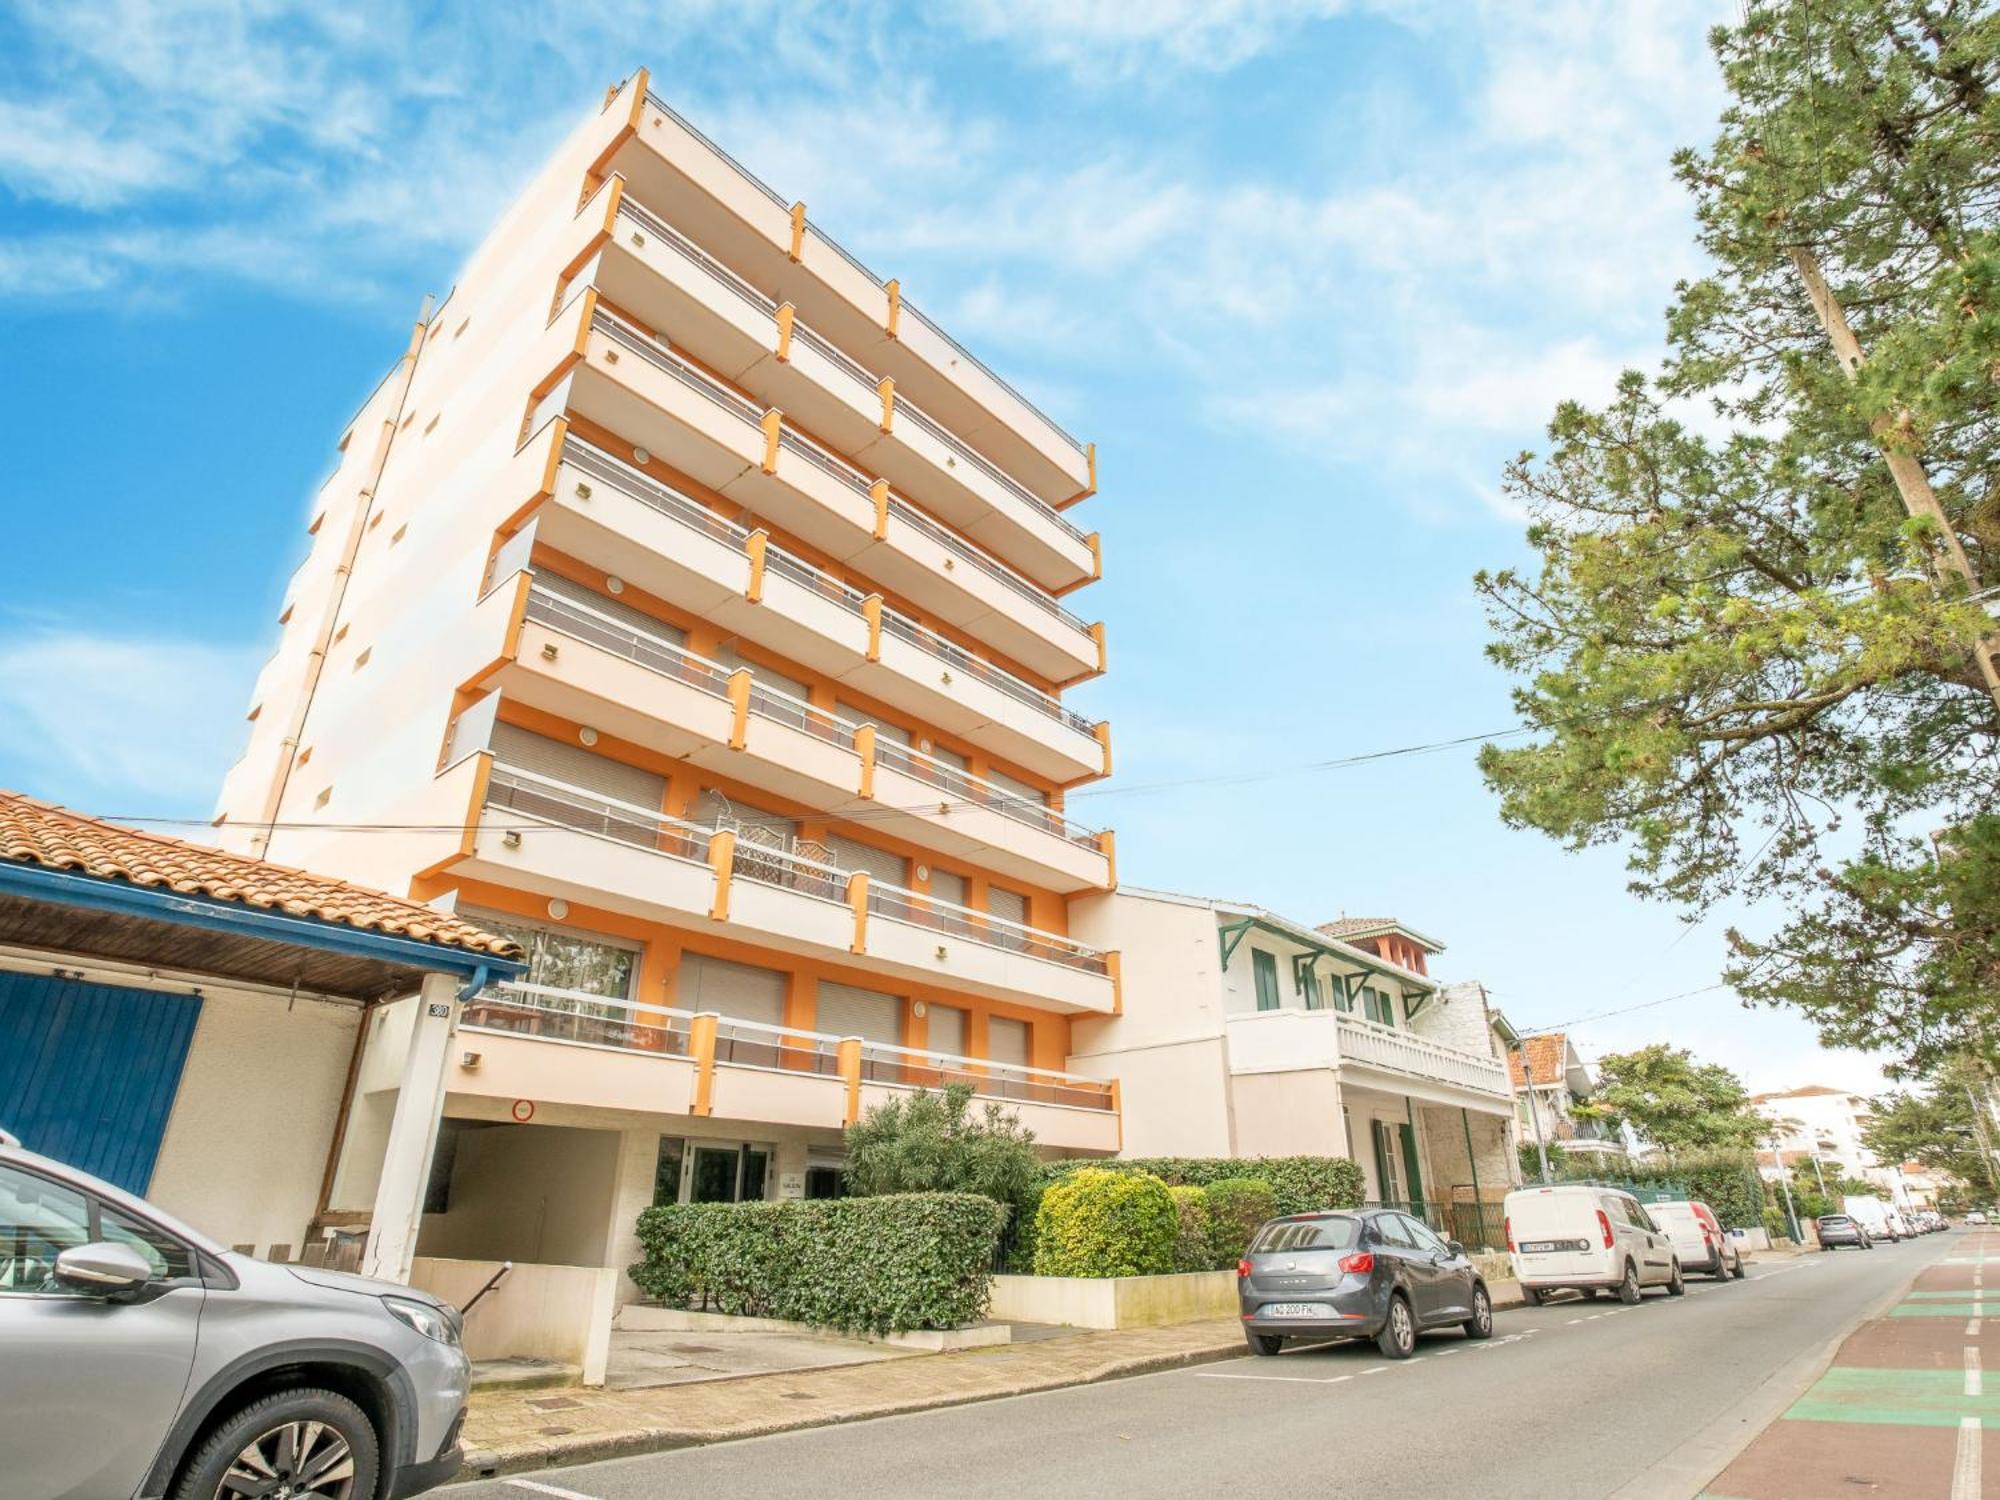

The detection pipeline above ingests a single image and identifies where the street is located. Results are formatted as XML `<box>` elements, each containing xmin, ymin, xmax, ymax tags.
<box><xmin>448</xmin><ymin>1236</ymin><xmax>1957</xmax><ymax>1500</ymax></box>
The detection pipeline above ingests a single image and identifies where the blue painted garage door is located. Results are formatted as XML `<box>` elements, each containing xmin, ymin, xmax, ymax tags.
<box><xmin>0</xmin><ymin>971</ymin><xmax>202</xmax><ymax>1193</ymax></box>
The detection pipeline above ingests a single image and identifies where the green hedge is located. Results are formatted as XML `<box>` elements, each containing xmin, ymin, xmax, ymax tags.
<box><xmin>629</xmin><ymin>1192</ymin><xmax>1005</xmax><ymax>1335</ymax></box>
<box><xmin>1032</xmin><ymin>1168</ymin><xmax>1177</xmax><ymax>1278</ymax></box>
<box><xmin>1203</xmin><ymin>1178</ymin><xmax>1277</xmax><ymax>1268</ymax></box>
<box><xmin>1167</xmin><ymin>1186</ymin><xmax>1211</xmax><ymax>1273</ymax></box>
<box><xmin>1549</xmin><ymin>1149</ymin><xmax>1766</xmax><ymax>1230</ymax></box>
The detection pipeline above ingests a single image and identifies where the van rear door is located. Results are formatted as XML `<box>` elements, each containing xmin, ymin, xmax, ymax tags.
<box><xmin>1508</xmin><ymin>1188</ymin><xmax>1604</xmax><ymax>1280</ymax></box>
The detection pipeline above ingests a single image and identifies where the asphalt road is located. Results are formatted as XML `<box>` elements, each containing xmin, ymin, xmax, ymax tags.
<box><xmin>449</xmin><ymin>1232</ymin><xmax>1961</xmax><ymax>1500</ymax></box>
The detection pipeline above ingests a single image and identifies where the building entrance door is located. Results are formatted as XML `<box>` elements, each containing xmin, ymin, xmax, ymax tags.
<box><xmin>681</xmin><ymin>1143</ymin><xmax>772</xmax><ymax>1204</ymax></box>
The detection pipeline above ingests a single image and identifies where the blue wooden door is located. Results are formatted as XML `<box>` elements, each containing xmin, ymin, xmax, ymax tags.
<box><xmin>0</xmin><ymin>971</ymin><xmax>202</xmax><ymax>1193</ymax></box>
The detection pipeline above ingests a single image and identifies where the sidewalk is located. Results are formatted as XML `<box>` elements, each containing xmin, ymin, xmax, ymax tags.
<box><xmin>459</xmin><ymin>1316</ymin><xmax>1246</xmax><ymax>1480</ymax></box>
<box><xmin>1702</xmin><ymin>1229</ymin><xmax>2000</xmax><ymax>1500</ymax></box>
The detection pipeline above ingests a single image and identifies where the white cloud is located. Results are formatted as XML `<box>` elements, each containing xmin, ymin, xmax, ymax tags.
<box><xmin>0</xmin><ymin>627</ymin><xmax>262</xmax><ymax>812</ymax></box>
<box><xmin>946</xmin><ymin>0</ymin><xmax>1363</xmax><ymax>77</ymax></box>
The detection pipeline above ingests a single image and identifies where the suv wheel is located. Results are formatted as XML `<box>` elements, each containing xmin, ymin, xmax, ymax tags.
<box><xmin>1377</xmin><ymin>1294</ymin><xmax>1417</xmax><ymax>1359</ymax></box>
<box><xmin>1617</xmin><ymin>1262</ymin><xmax>1642</xmax><ymax>1304</ymax></box>
<box><xmin>1667</xmin><ymin>1261</ymin><xmax>1686</xmax><ymax>1297</ymax></box>
<box><xmin>172</xmin><ymin>1387</ymin><xmax>378</xmax><ymax>1500</ymax></box>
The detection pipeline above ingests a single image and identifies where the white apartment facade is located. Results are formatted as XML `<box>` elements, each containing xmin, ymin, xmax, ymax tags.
<box><xmin>1067</xmin><ymin>890</ymin><xmax>1521</xmax><ymax>1247</ymax></box>
<box><xmin>213</xmin><ymin>71</ymin><xmax>1120</xmax><ymax>1301</ymax></box>
<box><xmin>1752</xmin><ymin>1085</ymin><xmax>1910</xmax><ymax>1204</ymax></box>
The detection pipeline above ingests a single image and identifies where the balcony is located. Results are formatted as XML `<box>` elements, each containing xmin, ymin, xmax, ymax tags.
<box><xmin>451</xmin><ymin>762</ymin><xmax>1118</xmax><ymax>1014</ymax></box>
<box><xmin>455</xmin><ymin>981</ymin><xmax>1119</xmax><ymax>1153</ymax></box>
<box><xmin>594</xmin><ymin>192</ymin><xmax>1097</xmax><ymax>586</ymax></box>
<box><xmin>516</xmin><ymin>434</ymin><xmax>1106</xmax><ymax>781</ymax></box>
<box><xmin>1225</xmin><ymin>1009</ymin><xmax>1513</xmax><ymax>1111</ymax></box>
<box><xmin>486</xmin><ymin>579</ymin><xmax>1111</xmax><ymax>891</ymax></box>
<box><xmin>604</xmin><ymin>85</ymin><xmax>1093</xmax><ymax>509</ymax></box>
<box><xmin>558</xmin><ymin>296</ymin><xmax>1096</xmax><ymax>595</ymax></box>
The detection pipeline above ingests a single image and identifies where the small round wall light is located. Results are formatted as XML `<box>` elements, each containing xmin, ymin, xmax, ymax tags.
<box><xmin>579</xmin><ymin>727</ymin><xmax>600</xmax><ymax>746</ymax></box>
<box><xmin>632</xmin><ymin>446</ymin><xmax>651</xmax><ymax>465</ymax></box>
<box><xmin>606</xmin><ymin>576</ymin><xmax>626</xmax><ymax>595</ymax></box>
<box><xmin>547</xmin><ymin>898</ymin><xmax>570</xmax><ymax>920</ymax></box>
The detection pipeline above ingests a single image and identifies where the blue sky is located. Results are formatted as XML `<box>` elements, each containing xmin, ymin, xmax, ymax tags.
<box><xmin>0</xmin><ymin>1</ymin><xmax>1892</xmax><ymax>1095</ymax></box>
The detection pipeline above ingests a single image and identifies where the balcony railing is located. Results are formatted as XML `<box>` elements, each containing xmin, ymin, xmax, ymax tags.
<box><xmin>553</xmin><ymin>433</ymin><xmax>1101</xmax><ymax>738</ymax></box>
<box><xmin>640</xmin><ymin>89</ymin><xmax>1087</xmax><ymax>460</ymax></box>
<box><xmin>1333</xmin><ymin>1013</ymin><xmax>1513</xmax><ymax>1098</ymax></box>
<box><xmin>521</xmin><ymin>579</ymin><xmax>1103</xmax><ymax>849</ymax></box>
<box><xmin>480</xmin><ymin>762</ymin><xmax>1110</xmax><ymax>975</ymax></box>
<box><xmin>615</xmin><ymin>197</ymin><xmax>1084</xmax><ymax>542</ymax></box>
<box><xmin>462</xmin><ymin>978</ymin><xmax>1115</xmax><ymax>1112</ymax></box>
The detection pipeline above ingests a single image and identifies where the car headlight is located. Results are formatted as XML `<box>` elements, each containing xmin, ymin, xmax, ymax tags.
<box><xmin>383</xmin><ymin>1295</ymin><xmax>461</xmax><ymax>1347</ymax></box>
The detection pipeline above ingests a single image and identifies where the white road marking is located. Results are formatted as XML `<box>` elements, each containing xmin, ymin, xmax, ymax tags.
<box><xmin>1965</xmin><ymin>1345</ymin><xmax>1982</xmax><ymax>1398</ymax></box>
<box><xmin>1967</xmin><ymin>1318</ymin><xmax>1982</xmax><ymax>1337</ymax></box>
<box><xmin>507</xmin><ymin>1481</ymin><xmax>602</xmax><ymax>1500</ymax></box>
<box><xmin>1193</xmin><ymin>1370</ymin><xmax>1355</xmax><ymax>1385</ymax></box>
<box><xmin>1567</xmin><ymin>1318</ymin><xmax>1586</xmax><ymax>1325</ymax></box>
<box><xmin>1952</xmin><ymin>1416</ymin><xmax>1983</xmax><ymax>1500</ymax></box>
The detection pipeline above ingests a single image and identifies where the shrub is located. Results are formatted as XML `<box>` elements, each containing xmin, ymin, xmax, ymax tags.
<box><xmin>629</xmin><ymin>1192</ymin><xmax>1005</xmax><ymax>1335</ymax></box>
<box><xmin>1032</xmin><ymin>1168</ymin><xmax>1177</xmax><ymax>1278</ymax></box>
<box><xmin>1036</xmin><ymin>1155</ymin><xmax>1363</xmax><ymax>1219</ymax></box>
<box><xmin>1549</xmin><ymin>1148</ymin><xmax>1766</xmax><ymax>1230</ymax></box>
<box><xmin>1202</xmin><ymin>1178</ymin><xmax>1277</xmax><ymax>1268</ymax></box>
<box><xmin>843</xmin><ymin>1083</ymin><xmax>1038</xmax><ymax>1213</ymax></box>
<box><xmin>1167</xmin><ymin>1185</ymin><xmax>1211</xmax><ymax>1273</ymax></box>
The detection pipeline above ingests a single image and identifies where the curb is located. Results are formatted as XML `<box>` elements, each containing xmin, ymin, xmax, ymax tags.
<box><xmin>457</xmin><ymin>1333</ymin><xmax>1248</xmax><ymax>1481</ymax></box>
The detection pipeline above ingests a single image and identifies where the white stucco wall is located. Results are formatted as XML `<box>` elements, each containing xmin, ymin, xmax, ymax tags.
<box><xmin>144</xmin><ymin>981</ymin><xmax>363</xmax><ymax>1256</ymax></box>
<box><xmin>418</xmin><ymin>1120</ymin><xmax>621</xmax><ymax>1266</ymax></box>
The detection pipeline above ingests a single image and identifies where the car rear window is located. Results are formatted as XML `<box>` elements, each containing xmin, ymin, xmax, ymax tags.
<box><xmin>1818</xmin><ymin>1215</ymin><xmax>1851</xmax><ymax>1226</ymax></box>
<box><xmin>1251</xmin><ymin>1217</ymin><xmax>1360</xmax><ymax>1253</ymax></box>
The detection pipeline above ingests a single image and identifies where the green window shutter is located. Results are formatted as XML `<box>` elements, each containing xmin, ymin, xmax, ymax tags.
<box><xmin>1333</xmin><ymin>974</ymin><xmax>1354</xmax><ymax>1013</ymax></box>
<box><xmin>1400</xmin><ymin>1121</ymin><xmax>1425</xmax><ymax>1207</ymax></box>
<box><xmin>1371</xmin><ymin>1121</ymin><xmax>1393</xmax><ymax>1205</ymax></box>
<box><xmin>1252</xmin><ymin>949</ymin><xmax>1280</xmax><ymax>1011</ymax></box>
<box><xmin>1300</xmin><ymin>965</ymin><xmax>1322</xmax><ymax>1011</ymax></box>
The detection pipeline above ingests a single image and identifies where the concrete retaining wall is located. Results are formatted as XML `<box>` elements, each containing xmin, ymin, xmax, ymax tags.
<box><xmin>411</xmin><ymin>1257</ymin><xmax>617</xmax><ymax>1385</ymax></box>
<box><xmin>989</xmin><ymin>1270</ymin><xmax>1237</xmax><ymax>1330</ymax></box>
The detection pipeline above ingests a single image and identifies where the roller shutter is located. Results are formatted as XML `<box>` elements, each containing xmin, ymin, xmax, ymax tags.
<box><xmin>837</xmin><ymin>702</ymin><xmax>907</xmax><ymax>745</ymax></box>
<box><xmin>825</xmin><ymin>835</ymin><xmax>906</xmax><ymax>889</ymax></box>
<box><xmin>928</xmin><ymin>870</ymin><xmax>969</xmax><ymax>908</ymax></box>
<box><xmin>535</xmin><ymin>572</ymin><xmax>686</xmax><ymax>646</ymax></box>
<box><xmin>714</xmin><ymin>644</ymin><xmax>806</xmax><ymax>702</ymax></box>
<box><xmin>988</xmin><ymin>1016</ymin><xmax>1031</xmax><ymax>1068</ymax></box>
<box><xmin>987</xmin><ymin>885</ymin><xmax>1029</xmax><ymax>928</ymax></box>
<box><xmin>816</xmin><ymin>982</ymin><xmax>903</xmax><ymax>1044</ymax></box>
<box><xmin>490</xmin><ymin>724</ymin><xmax>665</xmax><ymax>810</ymax></box>
<box><xmin>984</xmin><ymin>767</ymin><xmax>1049</xmax><ymax>809</ymax></box>
<box><xmin>678</xmin><ymin>954</ymin><xmax>785</xmax><ymax>1026</ymax></box>
<box><xmin>926</xmin><ymin>1004</ymin><xmax>968</xmax><ymax>1058</ymax></box>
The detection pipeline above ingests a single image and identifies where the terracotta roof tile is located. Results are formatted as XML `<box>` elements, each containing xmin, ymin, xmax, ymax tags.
<box><xmin>0</xmin><ymin>790</ymin><xmax>520</xmax><ymax>960</ymax></box>
<box><xmin>1507</xmin><ymin>1033</ymin><xmax>1570</xmax><ymax>1088</ymax></box>
<box><xmin>1316</xmin><ymin>916</ymin><xmax>1399</xmax><ymax>940</ymax></box>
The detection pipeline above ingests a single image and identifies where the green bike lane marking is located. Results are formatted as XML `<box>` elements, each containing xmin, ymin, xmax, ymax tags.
<box><xmin>1785</xmin><ymin>1367</ymin><xmax>1999</xmax><ymax>1428</ymax></box>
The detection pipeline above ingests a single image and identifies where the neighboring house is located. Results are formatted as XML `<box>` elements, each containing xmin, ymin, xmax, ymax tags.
<box><xmin>1508</xmin><ymin>1031</ymin><xmax>1623</xmax><ymax>1161</ymax></box>
<box><xmin>1067</xmin><ymin>890</ymin><xmax>1520</xmax><ymax>1247</ymax></box>
<box><xmin>0</xmin><ymin>790</ymin><xmax>521</xmax><ymax>1281</ymax></box>
<box><xmin>1752</xmin><ymin>1085</ymin><xmax>1910</xmax><ymax>1204</ymax></box>
<box><xmin>208</xmin><ymin>71</ymin><xmax>1118</xmax><ymax>1307</ymax></box>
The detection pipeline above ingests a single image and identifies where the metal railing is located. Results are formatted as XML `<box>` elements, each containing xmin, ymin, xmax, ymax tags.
<box><xmin>856</xmin><ymin>1037</ymin><xmax>1114</xmax><ymax>1111</ymax></box>
<box><xmin>865</xmin><ymin>878</ymin><xmax>1108</xmax><ymax>974</ymax></box>
<box><xmin>729</xmin><ymin>836</ymin><xmax>852</xmax><ymax>903</ymax></box>
<box><xmin>1334</xmin><ymin>1012</ymin><xmax>1513</xmax><ymax>1098</ymax></box>
<box><xmin>554</xmin><ymin>435</ymin><xmax>1101</xmax><ymax>738</ymax></box>
<box><xmin>462</xmin><ymin>981</ymin><xmax>691</xmax><ymax>1053</ymax></box>
<box><xmin>617</xmin><ymin>196</ymin><xmax>778</xmax><ymax>315</ymax></box>
<box><xmin>638</xmin><ymin>94</ymin><xmax>1087</xmax><ymax>456</ymax></box>
<box><xmin>892</xmin><ymin>398</ymin><xmax>1085</xmax><ymax>542</ymax></box>
<box><xmin>522</xmin><ymin>578</ymin><xmax>1098</xmax><ymax>848</ymax></box>
<box><xmin>484</xmin><ymin>764</ymin><xmax>714</xmax><ymax>862</ymax></box>
<box><xmin>884</xmin><ymin>492</ymin><xmax>1088</xmax><ymax>630</ymax></box>
<box><xmin>592</xmin><ymin>308</ymin><xmax>766</xmax><ymax>428</ymax></box>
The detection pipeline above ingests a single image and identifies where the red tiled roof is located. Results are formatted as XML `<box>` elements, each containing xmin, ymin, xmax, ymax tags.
<box><xmin>1318</xmin><ymin>916</ymin><xmax>1400</xmax><ymax>940</ymax></box>
<box><xmin>0</xmin><ymin>791</ymin><xmax>519</xmax><ymax>959</ymax></box>
<box><xmin>1507</xmin><ymin>1033</ymin><xmax>1570</xmax><ymax>1088</ymax></box>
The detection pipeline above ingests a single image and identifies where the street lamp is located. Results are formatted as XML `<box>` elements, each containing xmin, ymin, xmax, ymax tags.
<box><xmin>1769</xmin><ymin>1133</ymin><xmax>1802</xmax><ymax>1243</ymax></box>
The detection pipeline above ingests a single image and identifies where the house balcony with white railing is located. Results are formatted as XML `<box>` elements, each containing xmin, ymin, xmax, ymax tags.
<box><xmin>507</xmin><ymin>433</ymin><xmax>1107</xmax><ymax>782</ymax></box>
<box><xmin>591</xmin><ymin>189</ymin><xmax>1097</xmax><ymax>586</ymax></box>
<box><xmin>453</xmin><ymin>980</ymin><xmax>1119</xmax><ymax>1153</ymax></box>
<box><xmin>446</xmin><ymin>760</ymin><xmax>1119</xmax><ymax>1015</ymax></box>
<box><xmin>1224</xmin><ymin>1008</ymin><xmax>1514</xmax><ymax>1111</ymax></box>
<box><xmin>603</xmin><ymin>83</ymin><xmax>1093</xmax><ymax>510</ymax></box>
<box><xmin>477</xmin><ymin>578</ymin><xmax>1112</xmax><ymax>892</ymax></box>
<box><xmin>553</xmin><ymin>293</ymin><xmax>1097</xmax><ymax>595</ymax></box>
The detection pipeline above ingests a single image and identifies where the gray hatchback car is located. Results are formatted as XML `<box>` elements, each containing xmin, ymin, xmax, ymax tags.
<box><xmin>0</xmin><ymin>1132</ymin><xmax>470</xmax><ymax>1500</ymax></box>
<box><xmin>1238</xmin><ymin>1208</ymin><xmax>1494</xmax><ymax>1358</ymax></box>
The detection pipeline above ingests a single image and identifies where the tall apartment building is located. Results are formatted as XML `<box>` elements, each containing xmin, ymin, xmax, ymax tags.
<box><xmin>214</xmin><ymin>71</ymin><xmax>1118</xmax><ymax>1285</ymax></box>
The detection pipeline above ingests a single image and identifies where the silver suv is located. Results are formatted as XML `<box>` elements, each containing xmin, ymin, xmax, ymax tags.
<box><xmin>0</xmin><ymin>1131</ymin><xmax>469</xmax><ymax>1499</ymax></box>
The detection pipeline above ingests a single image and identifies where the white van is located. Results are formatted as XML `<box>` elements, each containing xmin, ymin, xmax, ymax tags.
<box><xmin>1504</xmin><ymin>1184</ymin><xmax>1687</xmax><ymax>1304</ymax></box>
<box><xmin>1843</xmin><ymin>1195</ymin><xmax>1904</xmax><ymax>1243</ymax></box>
<box><xmin>1648</xmin><ymin>1199</ymin><xmax>1745</xmax><ymax>1281</ymax></box>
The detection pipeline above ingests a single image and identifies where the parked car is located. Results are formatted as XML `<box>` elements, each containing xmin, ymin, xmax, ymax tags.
<box><xmin>1815</xmin><ymin>1212</ymin><xmax>1874</xmax><ymax>1250</ymax></box>
<box><xmin>1843</xmin><ymin>1195</ymin><xmax>1904</xmax><ymax>1243</ymax></box>
<box><xmin>1649</xmin><ymin>1199</ymin><xmax>1746</xmax><ymax>1281</ymax></box>
<box><xmin>1237</xmin><ymin>1208</ymin><xmax>1494</xmax><ymax>1359</ymax></box>
<box><xmin>1503</xmin><ymin>1184</ymin><xmax>1686</xmax><ymax>1304</ymax></box>
<box><xmin>1969</xmin><ymin>1211</ymin><xmax>1989</xmax><ymax>1225</ymax></box>
<box><xmin>0</xmin><ymin>1129</ymin><xmax>469</xmax><ymax>1500</ymax></box>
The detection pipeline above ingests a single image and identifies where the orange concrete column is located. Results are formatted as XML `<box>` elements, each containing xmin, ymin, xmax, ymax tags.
<box><xmin>744</xmin><ymin>531</ymin><xmax>768</xmax><ymax>603</ymax></box>
<box><xmin>854</xmin><ymin>723</ymin><xmax>877</xmax><ymax>798</ymax></box>
<box><xmin>774</xmin><ymin>303</ymin><xmax>796</xmax><ymax>362</ymax></box>
<box><xmin>837</xmin><ymin>1036</ymin><xmax>863</xmax><ymax>1125</ymax></box>
<box><xmin>861</xmin><ymin>596</ymin><xmax>883</xmax><ymax>662</ymax></box>
<box><xmin>759</xmin><ymin>409</ymin><xmax>782</xmax><ymax>473</ymax></box>
<box><xmin>707</xmin><ymin>830</ymin><xmax>736</xmax><ymax>921</ymax></box>
<box><xmin>690</xmin><ymin>1012</ymin><xmax>720</xmax><ymax>1116</ymax></box>
<box><xmin>847</xmin><ymin>871</ymin><xmax>871</xmax><ymax>954</ymax></box>
<box><xmin>877</xmin><ymin>377</ymin><xmax>895</xmax><ymax>434</ymax></box>
<box><xmin>726</xmin><ymin>668</ymin><xmax>752</xmax><ymax>751</ymax></box>
<box><xmin>869</xmin><ymin>479</ymin><xmax>890</xmax><ymax>540</ymax></box>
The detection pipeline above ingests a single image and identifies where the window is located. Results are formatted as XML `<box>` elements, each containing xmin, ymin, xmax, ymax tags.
<box><xmin>1371</xmin><ymin>1212</ymin><xmax>1416</xmax><ymax>1249</ymax></box>
<box><xmin>1300</xmin><ymin>964</ymin><xmax>1323</xmax><ymax>1011</ymax></box>
<box><xmin>1362</xmin><ymin>985</ymin><xmax>1398</xmax><ymax>1027</ymax></box>
<box><xmin>1400</xmin><ymin>1214</ymin><xmax>1450</xmax><ymax>1255</ymax></box>
<box><xmin>479</xmin><ymin>917</ymin><xmax>637</xmax><ymax>999</ymax></box>
<box><xmin>100</xmin><ymin>1205</ymin><xmax>196</xmax><ymax>1282</ymax></box>
<box><xmin>0</xmin><ymin>1164</ymin><xmax>92</xmax><ymax>1294</ymax></box>
<box><xmin>1250</xmin><ymin>1216</ymin><xmax>1359</xmax><ymax>1254</ymax></box>
<box><xmin>1251</xmin><ymin>949</ymin><xmax>1280</xmax><ymax>1011</ymax></box>
<box><xmin>653</xmin><ymin>1137</ymin><xmax>686</xmax><ymax>1206</ymax></box>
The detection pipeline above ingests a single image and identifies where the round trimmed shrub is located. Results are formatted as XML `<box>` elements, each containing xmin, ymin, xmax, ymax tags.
<box><xmin>1032</xmin><ymin>1168</ymin><xmax>1177</xmax><ymax>1278</ymax></box>
<box><xmin>1203</xmin><ymin>1178</ymin><xmax>1276</xmax><ymax>1268</ymax></box>
<box><xmin>1167</xmin><ymin>1185</ymin><xmax>1211</xmax><ymax>1273</ymax></box>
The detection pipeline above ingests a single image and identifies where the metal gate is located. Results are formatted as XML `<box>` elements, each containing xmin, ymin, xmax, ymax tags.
<box><xmin>0</xmin><ymin>971</ymin><xmax>201</xmax><ymax>1193</ymax></box>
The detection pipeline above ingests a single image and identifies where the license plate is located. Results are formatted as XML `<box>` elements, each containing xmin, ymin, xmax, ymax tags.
<box><xmin>1262</xmin><ymin>1302</ymin><xmax>1334</xmax><ymax>1319</ymax></box>
<box><xmin>1520</xmin><ymin>1239</ymin><xmax>1583</xmax><ymax>1254</ymax></box>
